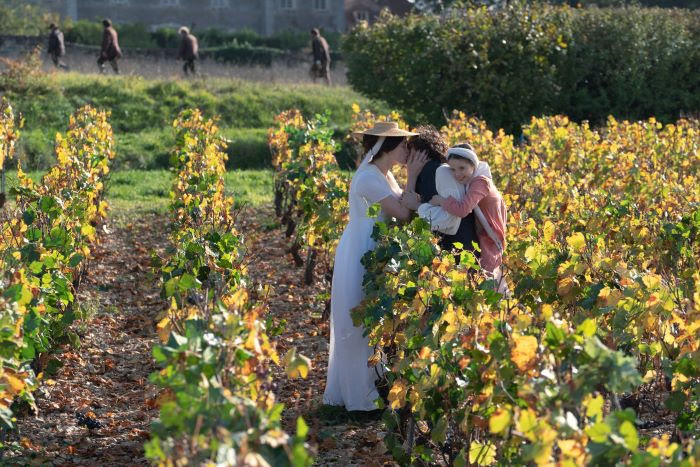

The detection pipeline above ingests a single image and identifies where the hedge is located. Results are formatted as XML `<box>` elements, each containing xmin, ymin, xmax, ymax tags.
<box><xmin>343</xmin><ymin>3</ymin><xmax>700</xmax><ymax>133</ymax></box>
<box><xmin>63</xmin><ymin>21</ymin><xmax>343</xmax><ymax>61</ymax></box>
<box><xmin>201</xmin><ymin>43</ymin><xmax>285</xmax><ymax>66</ymax></box>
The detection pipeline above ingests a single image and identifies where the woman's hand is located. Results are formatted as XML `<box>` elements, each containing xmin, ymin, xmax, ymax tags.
<box><xmin>430</xmin><ymin>195</ymin><xmax>446</xmax><ymax>206</ymax></box>
<box><xmin>406</xmin><ymin>149</ymin><xmax>428</xmax><ymax>179</ymax></box>
<box><xmin>400</xmin><ymin>190</ymin><xmax>421</xmax><ymax>211</ymax></box>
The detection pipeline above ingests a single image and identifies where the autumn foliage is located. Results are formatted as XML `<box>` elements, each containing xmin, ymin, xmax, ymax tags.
<box><xmin>269</xmin><ymin>110</ymin><xmax>350</xmax><ymax>295</ymax></box>
<box><xmin>0</xmin><ymin>100</ymin><xmax>115</xmax><ymax>430</ymax></box>
<box><xmin>146</xmin><ymin>109</ymin><xmax>312</xmax><ymax>466</ymax></box>
<box><xmin>270</xmin><ymin>106</ymin><xmax>700</xmax><ymax>465</ymax></box>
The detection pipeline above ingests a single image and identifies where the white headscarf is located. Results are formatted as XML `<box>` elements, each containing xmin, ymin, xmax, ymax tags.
<box><xmin>446</xmin><ymin>147</ymin><xmax>493</xmax><ymax>181</ymax></box>
<box><xmin>445</xmin><ymin>146</ymin><xmax>503</xmax><ymax>255</ymax></box>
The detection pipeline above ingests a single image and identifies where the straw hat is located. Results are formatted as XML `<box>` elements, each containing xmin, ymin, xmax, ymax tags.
<box><xmin>353</xmin><ymin>121</ymin><xmax>418</xmax><ymax>137</ymax></box>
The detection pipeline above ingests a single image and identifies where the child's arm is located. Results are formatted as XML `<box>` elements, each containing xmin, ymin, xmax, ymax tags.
<box><xmin>438</xmin><ymin>177</ymin><xmax>490</xmax><ymax>218</ymax></box>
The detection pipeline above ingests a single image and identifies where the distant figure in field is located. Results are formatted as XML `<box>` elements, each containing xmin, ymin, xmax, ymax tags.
<box><xmin>310</xmin><ymin>28</ymin><xmax>331</xmax><ymax>86</ymax></box>
<box><xmin>47</xmin><ymin>23</ymin><xmax>67</xmax><ymax>69</ymax></box>
<box><xmin>98</xmin><ymin>19</ymin><xmax>122</xmax><ymax>74</ymax></box>
<box><xmin>177</xmin><ymin>26</ymin><xmax>199</xmax><ymax>77</ymax></box>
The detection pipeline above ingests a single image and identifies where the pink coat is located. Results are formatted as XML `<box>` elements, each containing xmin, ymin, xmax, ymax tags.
<box><xmin>443</xmin><ymin>176</ymin><xmax>507</xmax><ymax>273</ymax></box>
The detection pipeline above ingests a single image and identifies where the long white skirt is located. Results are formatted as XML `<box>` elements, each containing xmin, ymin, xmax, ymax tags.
<box><xmin>322</xmin><ymin>220</ymin><xmax>381</xmax><ymax>411</ymax></box>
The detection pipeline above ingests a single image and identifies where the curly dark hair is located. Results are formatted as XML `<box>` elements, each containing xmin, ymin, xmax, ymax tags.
<box><xmin>407</xmin><ymin>125</ymin><xmax>448</xmax><ymax>163</ymax></box>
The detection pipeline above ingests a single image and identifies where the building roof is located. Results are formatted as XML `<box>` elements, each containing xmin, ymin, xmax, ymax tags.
<box><xmin>345</xmin><ymin>0</ymin><xmax>413</xmax><ymax>26</ymax></box>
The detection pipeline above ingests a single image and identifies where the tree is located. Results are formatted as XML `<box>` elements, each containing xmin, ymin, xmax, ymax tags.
<box><xmin>406</xmin><ymin>0</ymin><xmax>501</xmax><ymax>14</ymax></box>
<box><xmin>0</xmin><ymin>0</ymin><xmax>60</xmax><ymax>36</ymax></box>
<box><xmin>550</xmin><ymin>0</ymin><xmax>699</xmax><ymax>7</ymax></box>
<box><xmin>410</xmin><ymin>0</ymin><xmax>700</xmax><ymax>11</ymax></box>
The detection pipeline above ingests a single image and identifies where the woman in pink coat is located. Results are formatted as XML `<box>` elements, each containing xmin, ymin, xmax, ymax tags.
<box><xmin>429</xmin><ymin>144</ymin><xmax>507</xmax><ymax>276</ymax></box>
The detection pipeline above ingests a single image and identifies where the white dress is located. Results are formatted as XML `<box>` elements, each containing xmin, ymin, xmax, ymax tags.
<box><xmin>322</xmin><ymin>163</ymin><xmax>401</xmax><ymax>411</ymax></box>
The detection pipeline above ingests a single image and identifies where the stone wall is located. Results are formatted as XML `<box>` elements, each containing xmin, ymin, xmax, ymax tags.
<box><xmin>0</xmin><ymin>36</ymin><xmax>44</xmax><ymax>57</ymax></box>
<box><xmin>35</xmin><ymin>0</ymin><xmax>346</xmax><ymax>35</ymax></box>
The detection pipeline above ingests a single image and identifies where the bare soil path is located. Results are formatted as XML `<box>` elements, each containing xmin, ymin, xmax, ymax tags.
<box><xmin>5</xmin><ymin>205</ymin><xmax>397</xmax><ymax>466</ymax></box>
<box><xmin>6</xmin><ymin>213</ymin><xmax>167</xmax><ymax>466</ymax></box>
<box><xmin>241</xmin><ymin>207</ymin><xmax>397</xmax><ymax>467</ymax></box>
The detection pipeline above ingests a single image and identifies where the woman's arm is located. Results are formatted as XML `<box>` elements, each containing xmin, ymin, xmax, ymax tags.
<box><xmin>433</xmin><ymin>177</ymin><xmax>490</xmax><ymax>218</ymax></box>
<box><xmin>381</xmin><ymin>196</ymin><xmax>416</xmax><ymax>221</ymax></box>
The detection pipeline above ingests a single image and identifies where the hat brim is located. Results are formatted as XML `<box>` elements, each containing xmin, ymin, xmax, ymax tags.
<box><xmin>352</xmin><ymin>128</ymin><xmax>418</xmax><ymax>137</ymax></box>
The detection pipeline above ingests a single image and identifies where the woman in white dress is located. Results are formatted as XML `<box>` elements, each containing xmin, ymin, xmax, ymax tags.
<box><xmin>323</xmin><ymin>122</ymin><xmax>427</xmax><ymax>411</ymax></box>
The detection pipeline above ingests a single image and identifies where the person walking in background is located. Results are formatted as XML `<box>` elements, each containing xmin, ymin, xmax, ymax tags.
<box><xmin>98</xmin><ymin>19</ymin><xmax>122</xmax><ymax>74</ymax></box>
<box><xmin>310</xmin><ymin>28</ymin><xmax>331</xmax><ymax>86</ymax></box>
<box><xmin>177</xmin><ymin>26</ymin><xmax>199</xmax><ymax>77</ymax></box>
<box><xmin>47</xmin><ymin>23</ymin><xmax>67</xmax><ymax>69</ymax></box>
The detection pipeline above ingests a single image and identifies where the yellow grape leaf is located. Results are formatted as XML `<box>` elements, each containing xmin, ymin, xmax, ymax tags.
<box><xmin>585</xmin><ymin>421</ymin><xmax>611</xmax><ymax>443</ymax></box>
<box><xmin>557</xmin><ymin>277</ymin><xmax>575</xmax><ymax>297</ymax></box>
<box><xmin>489</xmin><ymin>407</ymin><xmax>512</xmax><ymax>434</ymax></box>
<box><xmin>469</xmin><ymin>441</ymin><xmax>496</xmax><ymax>466</ymax></box>
<box><xmin>245</xmin><ymin>327</ymin><xmax>262</xmax><ymax>354</ymax></box>
<box><xmin>514</xmin><ymin>313</ymin><xmax>532</xmax><ymax>331</ymax></box>
<box><xmin>578</xmin><ymin>318</ymin><xmax>597</xmax><ymax>337</ymax></box>
<box><xmin>156</xmin><ymin>316</ymin><xmax>173</xmax><ymax>343</ymax></box>
<box><xmin>516</xmin><ymin>408</ymin><xmax>538</xmax><ymax>442</ymax></box>
<box><xmin>511</xmin><ymin>334</ymin><xmax>538</xmax><ymax>372</ymax></box>
<box><xmin>543</xmin><ymin>221</ymin><xmax>556</xmax><ymax>242</ymax></box>
<box><xmin>442</xmin><ymin>304</ymin><xmax>457</xmax><ymax>325</ymax></box>
<box><xmin>619</xmin><ymin>421</ymin><xmax>639</xmax><ymax>450</ymax></box>
<box><xmin>524</xmin><ymin>246</ymin><xmax>538</xmax><ymax>262</ymax></box>
<box><xmin>541</xmin><ymin>304</ymin><xmax>553</xmax><ymax>319</ymax></box>
<box><xmin>584</xmin><ymin>394</ymin><xmax>604</xmax><ymax>420</ymax></box>
<box><xmin>554</xmin><ymin>127</ymin><xmax>569</xmax><ymax>140</ymax></box>
<box><xmin>646</xmin><ymin>293</ymin><xmax>661</xmax><ymax>309</ymax></box>
<box><xmin>532</xmin><ymin>441</ymin><xmax>554</xmax><ymax>466</ymax></box>
<box><xmin>566</xmin><ymin>232</ymin><xmax>586</xmax><ymax>253</ymax></box>
<box><xmin>441</xmin><ymin>286</ymin><xmax>452</xmax><ymax>298</ymax></box>
<box><xmin>223</xmin><ymin>288</ymin><xmax>249</xmax><ymax>310</ymax></box>
<box><xmin>539</xmin><ymin>420</ymin><xmax>559</xmax><ymax>444</ymax></box>
<box><xmin>647</xmin><ymin>435</ymin><xmax>679</xmax><ymax>458</ymax></box>
<box><xmin>3</xmin><ymin>374</ymin><xmax>25</xmax><ymax>395</ymax></box>
<box><xmin>418</xmin><ymin>347</ymin><xmax>431</xmax><ymax>360</ymax></box>
<box><xmin>558</xmin><ymin>439</ymin><xmax>586</xmax><ymax>463</ymax></box>
<box><xmin>283</xmin><ymin>348</ymin><xmax>311</xmax><ymax>379</ymax></box>
<box><xmin>81</xmin><ymin>223</ymin><xmax>96</xmax><ymax>238</ymax></box>
<box><xmin>388</xmin><ymin>380</ymin><xmax>408</xmax><ymax>410</ymax></box>
<box><xmin>367</xmin><ymin>348</ymin><xmax>382</xmax><ymax>367</ymax></box>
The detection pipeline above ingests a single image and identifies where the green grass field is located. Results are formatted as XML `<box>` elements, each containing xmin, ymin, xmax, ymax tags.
<box><xmin>6</xmin><ymin>169</ymin><xmax>273</xmax><ymax>217</ymax></box>
<box><xmin>4</xmin><ymin>73</ymin><xmax>386</xmax><ymax>171</ymax></box>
